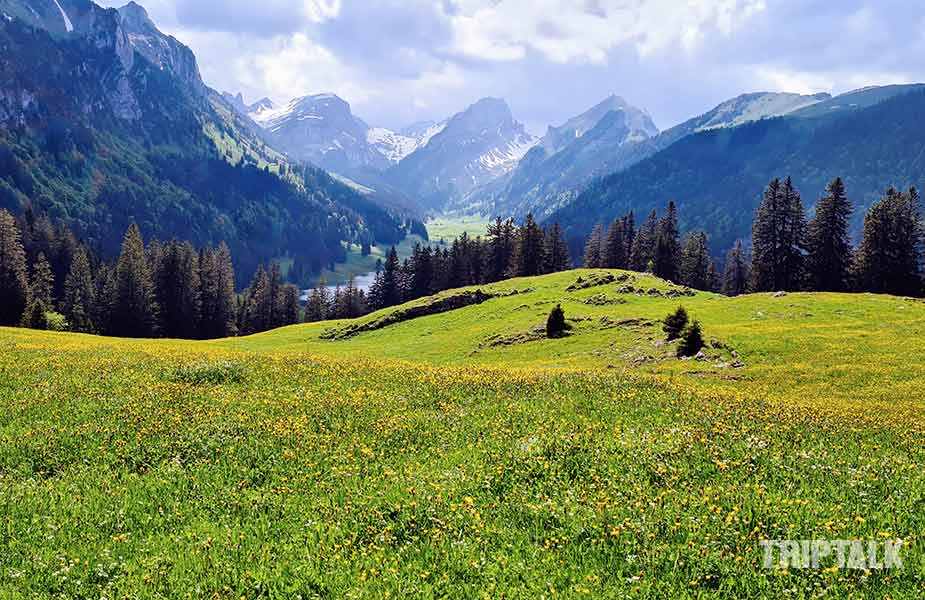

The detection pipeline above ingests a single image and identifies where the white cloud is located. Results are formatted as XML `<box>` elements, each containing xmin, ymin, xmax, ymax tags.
<box><xmin>302</xmin><ymin>0</ymin><xmax>342</xmax><ymax>23</ymax></box>
<box><xmin>447</xmin><ymin>0</ymin><xmax>767</xmax><ymax>63</ymax></box>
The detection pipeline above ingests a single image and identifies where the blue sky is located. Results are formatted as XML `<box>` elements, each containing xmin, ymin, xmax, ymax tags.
<box><xmin>97</xmin><ymin>0</ymin><xmax>925</xmax><ymax>133</ymax></box>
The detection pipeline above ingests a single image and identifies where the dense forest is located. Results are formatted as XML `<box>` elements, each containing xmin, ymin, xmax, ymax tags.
<box><xmin>0</xmin><ymin>208</ymin><xmax>303</xmax><ymax>339</ymax></box>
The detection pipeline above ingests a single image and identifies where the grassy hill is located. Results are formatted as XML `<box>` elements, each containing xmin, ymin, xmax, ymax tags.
<box><xmin>3</xmin><ymin>270</ymin><xmax>924</xmax><ymax>597</ymax></box>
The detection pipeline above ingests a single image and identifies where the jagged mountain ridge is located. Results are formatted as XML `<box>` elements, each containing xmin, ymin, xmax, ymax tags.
<box><xmin>0</xmin><ymin>0</ymin><xmax>410</xmax><ymax>281</ymax></box>
<box><xmin>466</xmin><ymin>91</ymin><xmax>834</xmax><ymax>221</ymax></box>
<box><xmin>388</xmin><ymin>97</ymin><xmax>537</xmax><ymax>212</ymax></box>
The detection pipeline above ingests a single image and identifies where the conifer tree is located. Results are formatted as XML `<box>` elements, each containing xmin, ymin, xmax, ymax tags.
<box><xmin>512</xmin><ymin>213</ymin><xmax>546</xmax><ymax>277</ymax></box>
<box><xmin>93</xmin><ymin>262</ymin><xmax>115</xmax><ymax>335</ymax></box>
<box><xmin>409</xmin><ymin>244</ymin><xmax>434</xmax><ymax>298</ymax></box>
<box><xmin>602</xmin><ymin>218</ymin><xmax>627</xmax><ymax>269</ymax></box>
<box><xmin>653</xmin><ymin>201</ymin><xmax>681</xmax><ymax>281</ymax></box>
<box><xmin>854</xmin><ymin>187</ymin><xmax>923</xmax><ymax>296</ymax></box>
<box><xmin>21</xmin><ymin>298</ymin><xmax>49</xmax><ymax>330</ymax></box>
<box><xmin>198</xmin><ymin>243</ymin><xmax>237</xmax><ymax>339</ymax></box>
<box><xmin>30</xmin><ymin>252</ymin><xmax>55</xmax><ymax>308</ymax></box>
<box><xmin>379</xmin><ymin>247</ymin><xmax>402</xmax><ymax>308</ymax></box>
<box><xmin>0</xmin><ymin>208</ymin><xmax>29</xmax><ymax>326</ymax></box>
<box><xmin>486</xmin><ymin>217</ymin><xmax>516</xmax><ymax>282</ymax></box>
<box><xmin>663</xmin><ymin>306</ymin><xmax>689</xmax><ymax>341</ymax></box>
<box><xmin>677</xmin><ymin>320</ymin><xmax>705</xmax><ymax>358</ymax></box>
<box><xmin>62</xmin><ymin>246</ymin><xmax>96</xmax><ymax>333</ymax></box>
<box><xmin>630</xmin><ymin>210</ymin><xmax>658</xmax><ymax>272</ymax></box>
<box><xmin>722</xmin><ymin>240</ymin><xmax>749</xmax><ymax>297</ymax></box>
<box><xmin>582</xmin><ymin>224</ymin><xmax>604</xmax><ymax>268</ymax></box>
<box><xmin>544</xmin><ymin>222</ymin><xmax>571</xmax><ymax>273</ymax></box>
<box><xmin>546</xmin><ymin>304</ymin><xmax>570</xmax><ymax>338</ymax></box>
<box><xmin>110</xmin><ymin>224</ymin><xmax>158</xmax><ymax>338</ymax></box>
<box><xmin>805</xmin><ymin>177</ymin><xmax>853</xmax><ymax>291</ymax></box>
<box><xmin>305</xmin><ymin>279</ymin><xmax>330</xmax><ymax>322</ymax></box>
<box><xmin>267</xmin><ymin>263</ymin><xmax>285</xmax><ymax>328</ymax></box>
<box><xmin>679</xmin><ymin>231</ymin><xmax>711</xmax><ymax>290</ymax></box>
<box><xmin>706</xmin><ymin>260</ymin><xmax>720</xmax><ymax>293</ymax></box>
<box><xmin>750</xmin><ymin>177</ymin><xmax>806</xmax><ymax>291</ymax></box>
<box><xmin>277</xmin><ymin>284</ymin><xmax>301</xmax><ymax>326</ymax></box>
<box><xmin>242</xmin><ymin>265</ymin><xmax>272</xmax><ymax>334</ymax></box>
<box><xmin>154</xmin><ymin>241</ymin><xmax>201</xmax><ymax>338</ymax></box>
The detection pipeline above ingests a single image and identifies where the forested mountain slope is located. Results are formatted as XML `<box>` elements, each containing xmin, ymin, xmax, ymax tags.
<box><xmin>0</xmin><ymin>1</ymin><xmax>409</xmax><ymax>278</ymax></box>
<box><xmin>552</xmin><ymin>87</ymin><xmax>925</xmax><ymax>254</ymax></box>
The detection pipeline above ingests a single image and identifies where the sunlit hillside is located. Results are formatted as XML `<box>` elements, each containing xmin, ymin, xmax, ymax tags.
<box><xmin>2</xmin><ymin>271</ymin><xmax>924</xmax><ymax>597</ymax></box>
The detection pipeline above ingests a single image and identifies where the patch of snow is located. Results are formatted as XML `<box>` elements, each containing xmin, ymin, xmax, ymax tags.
<box><xmin>367</xmin><ymin>121</ymin><xmax>448</xmax><ymax>164</ymax></box>
<box><xmin>52</xmin><ymin>0</ymin><xmax>74</xmax><ymax>32</ymax></box>
<box><xmin>477</xmin><ymin>135</ymin><xmax>538</xmax><ymax>174</ymax></box>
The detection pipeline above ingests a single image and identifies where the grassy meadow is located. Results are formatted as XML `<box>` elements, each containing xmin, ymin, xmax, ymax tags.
<box><xmin>3</xmin><ymin>270</ymin><xmax>925</xmax><ymax>598</ymax></box>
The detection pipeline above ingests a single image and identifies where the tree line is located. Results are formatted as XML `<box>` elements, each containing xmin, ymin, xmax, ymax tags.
<box><xmin>581</xmin><ymin>200</ymin><xmax>721</xmax><ymax>292</ymax></box>
<box><xmin>581</xmin><ymin>177</ymin><xmax>924</xmax><ymax>297</ymax></box>
<box><xmin>304</xmin><ymin>215</ymin><xmax>571</xmax><ymax>320</ymax></box>
<box><xmin>0</xmin><ymin>208</ymin><xmax>304</xmax><ymax>338</ymax></box>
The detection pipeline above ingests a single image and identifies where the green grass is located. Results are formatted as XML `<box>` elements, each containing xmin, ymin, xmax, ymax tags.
<box><xmin>2</xmin><ymin>269</ymin><xmax>925</xmax><ymax>598</ymax></box>
<box><xmin>424</xmin><ymin>215</ymin><xmax>492</xmax><ymax>248</ymax></box>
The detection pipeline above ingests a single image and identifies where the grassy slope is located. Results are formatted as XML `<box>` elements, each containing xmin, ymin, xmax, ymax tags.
<box><xmin>2</xmin><ymin>270</ymin><xmax>925</xmax><ymax>598</ymax></box>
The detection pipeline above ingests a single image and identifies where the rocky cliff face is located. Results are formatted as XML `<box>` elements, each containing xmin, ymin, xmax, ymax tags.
<box><xmin>388</xmin><ymin>97</ymin><xmax>537</xmax><ymax>212</ymax></box>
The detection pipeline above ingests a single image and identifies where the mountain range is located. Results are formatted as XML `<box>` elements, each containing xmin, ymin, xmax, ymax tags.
<box><xmin>0</xmin><ymin>0</ymin><xmax>411</xmax><ymax>282</ymax></box>
<box><xmin>4</xmin><ymin>0</ymin><xmax>925</xmax><ymax>272</ymax></box>
<box><xmin>552</xmin><ymin>84</ymin><xmax>925</xmax><ymax>255</ymax></box>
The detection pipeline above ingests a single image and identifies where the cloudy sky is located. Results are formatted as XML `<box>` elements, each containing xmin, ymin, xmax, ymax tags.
<box><xmin>96</xmin><ymin>0</ymin><xmax>925</xmax><ymax>133</ymax></box>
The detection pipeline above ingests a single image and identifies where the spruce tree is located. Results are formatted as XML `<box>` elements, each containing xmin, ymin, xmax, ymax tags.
<box><xmin>630</xmin><ymin>210</ymin><xmax>658</xmax><ymax>272</ymax></box>
<box><xmin>544</xmin><ymin>222</ymin><xmax>571</xmax><ymax>273</ymax></box>
<box><xmin>677</xmin><ymin>320</ymin><xmax>705</xmax><ymax>358</ymax></box>
<box><xmin>486</xmin><ymin>217</ymin><xmax>516</xmax><ymax>282</ymax></box>
<box><xmin>546</xmin><ymin>304</ymin><xmax>570</xmax><ymax>338</ymax></box>
<box><xmin>0</xmin><ymin>208</ymin><xmax>29</xmax><ymax>326</ymax></box>
<box><xmin>663</xmin><ymin>306</ymin><xmax>689</xmax><ymax>341</ymax></box>
<box><xmin>750</xmin><ymin>178</ymin><xmax>806</xmax><ymax>292</ymax></box>
<box><xmin>722</xmin><ymin>240</ymin><xmax>749</xmax><ymax>297</ymax></box>
<box><xmin>602</xmin><ymin>218</ymin><xmax>627</xmax><ymax>269</ymax></box>
<box><xmin>380</xmin><ymin>247</ymin><xmax>402</xmax><ymax>308</ymax></box>
<box><xmin>679</xmin><ymin>232</ymin><xmax>711</xmax><ymax>290</ymax></box>
<box><xmin>21</xmin><ymin>299</ymin><xmax>49</xmax><ymax>330</ymax></box>
<box><xmin>653</xmin><ymin>201</ymin><xmax>681</xmax><ymax>282</ymax></box>
<box><xmin>305</xmin><ymin>279</ymin><xmax>330</xmax><ymax>322</ymax></box>
<box><xmin>267</xmin><ymin>263</ymin><xmax>285</xmax><ymax>328</ymax></box>
<box><xmin>110</xmin><ymin>224</ymin><xmax>158</xmax><ymax>338</ymax></box>
<box><xmin>582</xmin><ymin>224</ymin><xmax>604</xmax><ymax>268</ymax></box>
<box><xmin>62</xmin><ymin>246</ymin><xmax>96</xmax><ymax>333</ymax></box>
<box><xmin>410</xmin><ymin>244</ymin><xmax>434</xmax><ymax>298</ymax></box>
<box><xmin>242</xmin><ymin>265</ymin><xmax>272</xmax><ymax>334</ymax></box>
<box><xmin>854</xmin><ymin>187</ymin><xmax>923</xmax><ymax>296</ymax></box>
<box><xmin>621</xmin><ymin>213</ymin><xmax>636</xmax><ymax>265</ymax></box>
<box><xmin>30</xmin><ymin>252</ymin><xmax>55</xmax><ymax>308</ymax></box>
<box><xmin>706</xmin><ymin>260</ymin><xmax>720</xmax><ymax>293</ymax></box>
<box><xmin>278</xmin><ymin>284</ymin><xmax>301</xmax><ymax>326</ymax></box>
<box><xmin>154</xmin><ymin>241</ymin><xmax>201</xmax><ymax>338</ymax></box>
<box><xmin>512</xmin><ymin>213</ymin><xmax>546</xmax><ymax>277</ymax></box>
<box><xmin>213</xmin><ymin>243</ymin><xmax>237</xmax><ymax>337</ymax></box>
<box><xmin>805</xmin><ymin>177</ymin><xmax>853</xmax><ymax>291</ymax></box>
